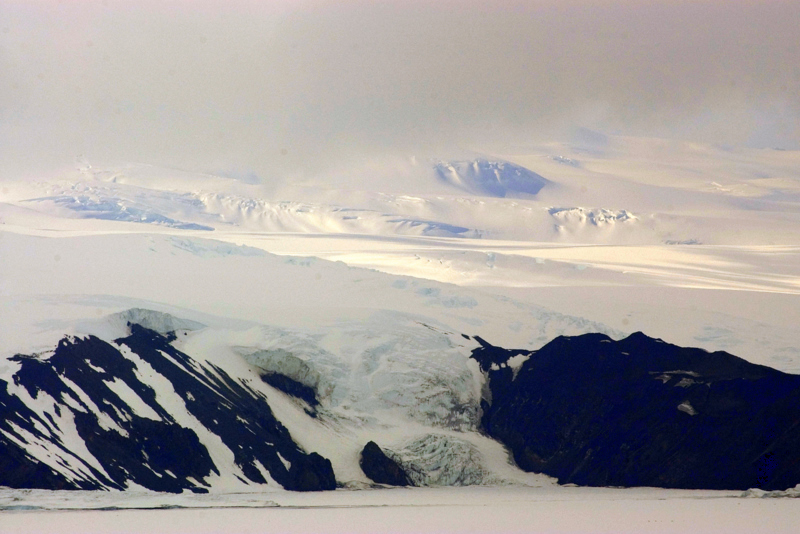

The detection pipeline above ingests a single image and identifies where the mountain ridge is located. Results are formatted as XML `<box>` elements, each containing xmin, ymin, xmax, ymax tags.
<box><xmin>478</xmin><ymin>331</ymin><xmax>800</xmax><ymax>490</ymax></box>
<box><xmin>3</xmin><ymin>314</ymin><xmax>800</xmax><ymax>492</ymax></box>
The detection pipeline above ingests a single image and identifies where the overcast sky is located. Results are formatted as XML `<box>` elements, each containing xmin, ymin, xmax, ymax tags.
<box><xmin>1</xmin><ymin>0</ymin><xmax>799</xmax><ymax>179</ymax></box>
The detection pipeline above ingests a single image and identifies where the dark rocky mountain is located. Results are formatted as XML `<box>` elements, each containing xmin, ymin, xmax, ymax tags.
<box><xmin>359</xmin><ymin>441</ymin><xmax>412</xmax><ymax>487</ymax></box>
<box><xmin>260</xmin><ymin>372</ymin><xmax>320</xmax><ymax>412</ymax></box>
<box><xmin>477</xmin><ymin>332</ymin><xmax>800</xmax><ymax>490</ymax></box>
<box><xmin>0</xmin><ymin>324</ymin><xmax>335</xmax><ymax>493</ymax></box>
<box><xmin>5</xmin><ymin>320</ymin><xmax>800</xmax><ymax>493</ymax></box>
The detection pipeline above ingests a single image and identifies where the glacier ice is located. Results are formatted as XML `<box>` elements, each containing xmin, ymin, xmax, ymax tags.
<box><xmin>388</xmin><ymin>434</ymin><xmax>505</xmax><ymax>487</ymax></box>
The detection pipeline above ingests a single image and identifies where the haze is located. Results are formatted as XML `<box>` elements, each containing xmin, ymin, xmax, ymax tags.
<box><xmin>1</xmin><ymin>0</ymin><xmax>799</xmax><ymax>179</ymax></box>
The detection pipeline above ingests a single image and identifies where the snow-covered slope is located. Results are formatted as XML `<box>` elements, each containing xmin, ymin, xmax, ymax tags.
<box><xmin>0</xmin><ymin>320</ymin><xmax>337</xmax><ymax>492</ymax></box>
<box><xmin>433</xmin><ymin>159</ymin><xmax>549</xmax><ymax>197</ymax></box>
<box><xmin>9</xmin><ymin>179</ymin><xmax>479</xmax><ymax>238</ymax></box>
<box><xmin>0</xmin><ymin>231</ymin><xmax>622</xmax><ymax>360</ymax></box>
<box><xmin>2</xmin><ymin>139</ymin><xmax>799</xmax><ymax>371</ymax></box>
<box><xmin>5</xmin><ymin>308</ymin><xmax>799</xmax><ymax>493</ymax></box>
<box><xmin>0</xmin><ymin>304</ymin><xmax>561</xmax><ymax>491</ymax></box>
<box><xmin>1</xmin><ymin>135</ymin><xmax>800</xmax><ymax>495</ymax></box>
<box><xmin>0</xmin><ymin>229</ymin><xmax>614</xmax><ymax>491</ymax></box>
<box><xmin>5</xmin><ymin>139</ymin><xmax>798</xmax><ymax>247</ymax></box>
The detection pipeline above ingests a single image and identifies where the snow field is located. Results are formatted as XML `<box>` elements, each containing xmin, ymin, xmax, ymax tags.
<box><xmin>1</xmin><ymin>485</ymin><xmax>797</xmax><ymax>534</ymax></box>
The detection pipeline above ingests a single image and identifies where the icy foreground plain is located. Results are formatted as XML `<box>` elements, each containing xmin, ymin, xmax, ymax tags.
<box><xmin>2</xmin><ymin>485</ymin><xmax>798</xmax><ymax>534</ymax></box>
<box><xmin>2</xmin><ymin>137</ymin><xmax>800</xmax><ymax>531</ymax></box>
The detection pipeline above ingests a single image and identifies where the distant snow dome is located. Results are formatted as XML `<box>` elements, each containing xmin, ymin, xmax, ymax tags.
<box><xmin>433</xmin><ymin>159</ymin><xmax>549</xmax><ymax>198</ymax></box>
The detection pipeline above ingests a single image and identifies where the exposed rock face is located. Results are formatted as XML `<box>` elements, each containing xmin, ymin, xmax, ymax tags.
<box><xmin>260</xmin><ymin>372</ymin><xmax>320</xmax><ymax>409</ymax></box>
<box><xmin>477</xmin><ymin>332</ymin><xmax>800</xmax><ymax>490</ymax></box>
<box><xmin>359</xmin><ymin>441</ymin><xmax>411</xmax><ymax>487</ymax></box>
<box><xmin>0</xmin><ymin>325</ymin><xmax>336</xmax><ymax>492</ymax></box>
<box><xmin>240</xmin><ymin>348</ymin><xmax>323</xmax><ymax>405</ymax></box>
<box><xmin>7</xmin><ymin>316</ymin><xmax>800</xmax><ymax>493</ymax></box>
<box><xmin>470</xmin><ymin>336</ymin><xmax>529</xmax><ymax>372</ymax></box>
<box><xmin>285</xmin><ymin>452</ymin><xmax>337</xmax><ymax>491</ymax></box>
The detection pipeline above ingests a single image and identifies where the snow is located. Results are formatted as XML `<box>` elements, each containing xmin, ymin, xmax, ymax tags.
<box><xmin>433</xmin><ymin>159</ymin><xmax>550</xmax><ymax>197</ymax></box>
<box><xmin>1</xmin><ymin>486</ymin><xmax>796</xmax><ymax>534</ymax></box>
<box><xmin>677</xmin><ymin>401</ymin><xmax>698</xmax><ymax>416</ymax></box>
<box><xmin>59</xmin><ymin>375</ymin><xmax>126</xmax><ymax>435</ymax></box>
<box><xmin>1</xmin><ymin>134</ymin><xmax>799</xmax><ymax>527</ymax></box>
<box><xmin>171</xmin><ymin>319</ymin><xmax>524</xmax><ymax>486</ymax></box>
<box><xmin>116</xmin><ymin>344</ymin><xmax>253</xmax><ymax>491</ymax></box>
<box><xmin>505</xmin><ymin>354</ymin><xmax>530</xmax><ymax>379</ymax></box>
<box><xmin>102</xmin><ymin>377</ymin><xmax>162</xmax><ymax>421</ymax></box>
<box><xmin>106</xmin><ymin>309</ymin><xmax>206</xmax><ymax>335</ymax></box>
<box><xmin>390</xmin><ymin>433</ymin><xmax>505</xmax><ymax>486</ymax></box>
<box><xmin>1</xmin><ymin>383</ymin><xmax>112</xmax><ymax>484</ymax></box>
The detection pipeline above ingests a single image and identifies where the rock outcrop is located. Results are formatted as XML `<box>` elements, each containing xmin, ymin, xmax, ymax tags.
<box><xmin>477</xmin><ymin>332</ymin><xmax>800</xmax><ymax>490</ymax></box>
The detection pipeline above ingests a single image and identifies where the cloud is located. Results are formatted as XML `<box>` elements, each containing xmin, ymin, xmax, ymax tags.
<box><xmin>2</xmin><ymin>0</ymin><xmax>799</xmax><ymax>179</ymax></box>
